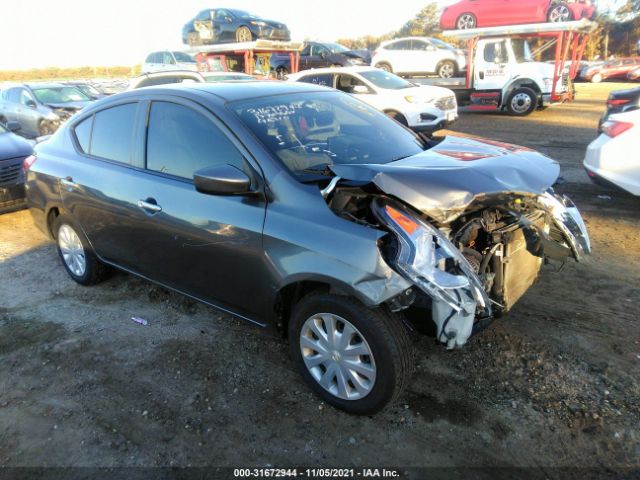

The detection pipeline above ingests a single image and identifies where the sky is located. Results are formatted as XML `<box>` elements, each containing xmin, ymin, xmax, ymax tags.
<box><xmin>0</xmin><ymin>0</ymin><xmax>623</xmax><ymax>70</ymax></box>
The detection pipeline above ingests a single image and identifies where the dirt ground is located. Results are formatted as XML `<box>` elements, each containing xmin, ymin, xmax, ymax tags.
<box><xmin>0</xmin><ymin>82</ymin><xmax>639</xmax><ymax>475</ymax></box>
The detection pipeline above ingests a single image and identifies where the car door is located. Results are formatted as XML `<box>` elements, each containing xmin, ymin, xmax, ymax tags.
<box><xmin>297</xmin><ymin>72</ymin><xmax>335</xmax><ymax>88</ymax></box>
<box><xmin>410</xmin><ymin>39</ymin><xmax>439</xmax><ymax>74</ymax></box>
<box><xmin>474</xmin><ymin>39</ymin><xmax>512</xmax><ymax>90</ymax></box>
<box><xmin>16</xmin><ymin>88</ymin><xmax>40</xmax><ymax>137</ymax></box>
<box><xmin>386</xmin><ymin>40</ymin><xmax>412</xmax><ymax>73</ymax></box>
<box><xmin>133</xmin><ymin>98</ymin><xmax>267</xmax><ymax>319</ymax></box>
<box><xmin>304</xmin><ymin>43</ymin><xmax>331</xmax><ymax>69</ymax></box>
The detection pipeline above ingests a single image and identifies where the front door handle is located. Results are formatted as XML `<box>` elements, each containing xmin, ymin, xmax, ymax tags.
<box><xmin>60</xmin><ymin>176</ymin><xmax>77</xmax><ymax>189</ymax></box>
<box><xmin>137</xmin><ymin>199</ymin><xmax>162</xmax><ymax>214</ymax></box>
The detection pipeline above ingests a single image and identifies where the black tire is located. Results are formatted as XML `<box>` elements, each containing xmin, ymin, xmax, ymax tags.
<box><xmin>437</xmin><ymin>60</ymin><xmax>456</xmax><ymax>79</ymax></box>
<box><xmin>375</xmin><ymin>62</ymin><xmax>393</xmax><ymax>73</ymax></box>
<box><xmin>275</xmin><ymin>67</ymin><xmax>289</xmax><ymax>80</ymax></box>
<box><xmin>52</xmin><ymin>214</ymin><xmax>108</xmax><ymax>286</ymax></box>
<box><xmin>288</xmin><ymin>292</ymin><xmax>413</xmax><ymax>415</ymax></box>
<box><xmin>456</xmin><ymin>13</ymin><xmax>477</xmax><ymax>29</ymax></box>
<box><xmin>547</xmin><ymin>2</ymin><xmax>573</xmax><ymax>22</ymax></box>
<box><xmin>506</xmin><ymin>87</ymin><xmax>538</xmax><ymax>116</ymax></box>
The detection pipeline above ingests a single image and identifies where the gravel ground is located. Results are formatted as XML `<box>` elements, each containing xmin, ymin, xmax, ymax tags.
<box><xmin>0</xmin><ymin>82</ymin><xmax>639</xmax><ymax>475</ymax></box>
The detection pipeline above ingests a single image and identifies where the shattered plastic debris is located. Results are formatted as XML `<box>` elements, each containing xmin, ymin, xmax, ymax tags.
<box><xmin>131</xmin><ymin>316</ymin><xmax>149</xmax><ymax>326</ymax></box>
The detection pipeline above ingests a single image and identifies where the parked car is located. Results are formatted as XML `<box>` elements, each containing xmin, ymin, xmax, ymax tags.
<box><xmin>63</xmin><ymin>82</ymin><xmax>107</xmax><ymax>100</ymax></box>
<box><xmin>0</xmin><ymin>120</ymin><xmax>33</xmax><ymax>213</ymax></box>
<box><xmin>182</xmin><ymin>8</ymin><xmax>290</xmax><ymax>46</ymax></box>
<box><xmin>371</xmin><ymin>37</ymin><xmax>467</xmax><ymax>78</ymax></box>
<box><xmin>25</xmin><ymin>82</ymin><xmax>590</xmax><ymax>414</ymax></box>
<box><xmin>440</xmin><ymin>0</ymin><xmax>597</xmax><ymax>30</ymax></box>
<box><xmin>581</xmin><ymin>58</ymin><xmax>640</xmax><ymax>83</ymax></box>
<box><xmin>128</xmin><ymin>70</ymin><xmax>255</xmax><ymax>89</ymax></box>
<box><xmin>143</xmin><ymin>51</ymin><xmax>198</xmax><ymax>73</ymax></box>
<box><xmin>627</xmin><ymin>66</ymin><xmax>640</xmax><ymax>81</ymax></box>
<box><xmin>598</xmin><ymin>86</ymin><xmax>640</xmax><ymax>132</ymax></box>
<box><xmin>0</xmin><ymin>83</ymin><xmax>92</xmax><ymax>138</ymax></box>
<box><xmin>288</xmin><ymin>67</ymin><xmax>458</xmax><ymax>132</ymax></box>
<box><xmin>271</xmin><ymin>42</ymin><xmax>370</xmax><ymax>77</ymax></box>
<box><xmin>585</xmin><ymin>109</ymin><xmax>640</xmax><ymax>196</ymax></box>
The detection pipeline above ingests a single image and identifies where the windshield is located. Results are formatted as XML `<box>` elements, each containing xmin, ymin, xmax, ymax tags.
<box><xmin>76</xmin><ymin>84</ymin><xmax>100</xmax><ymax>96</ymax></box>
<box><xmin>173</xmin><ymin>52</ymin><xmax>196</xmax><ymax>63</ymax></box>
<box><xmin>231</xmin><ymin>91</ymin><xmax>425</xmax><ymax>179</ymax></box>
<box><xmin>511</xmin><ymin>39</ymin><xmax>533</xmax><ymax>63</ymax></box>
<box><xmin>325</xmin><ymin>43</ymin><xmax>349</xmax><ymax>54</ymax></box>
<box><xmin>32</xmin><ymin>87</ymin><xmax>89</xmax><ymax>104</ymax></box>
<box><xmin>360</xmin><ymin>70</ymin><xmax>413</xmax><ymax>89</ymax></box>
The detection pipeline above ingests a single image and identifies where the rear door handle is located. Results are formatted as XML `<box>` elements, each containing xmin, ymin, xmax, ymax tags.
<box><xmin>137</xmin><ymin>199</ymin><xmax>162</xmax><ymax>214</ymax></box>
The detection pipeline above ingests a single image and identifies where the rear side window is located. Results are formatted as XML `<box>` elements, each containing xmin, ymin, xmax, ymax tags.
<box><xmin>387</xmin><ymin>40</ymin><xmax>410</xmax><ymax>51</ymax></box>
<box><xmin>74</xmin><ymin>116</ymin><xmax>93</xmax><ymax>153</ymax></box>
<box><xmin>298</xmin><ymin>74</ymin><xmax>333</xmax><ymax>87</ymax></box>
<box><xmin>146</xmin><ymin>101</ymin><xmax>245</xmax><ymax>179</ymax></box>
<box><xmin>90</xmin><ymin>103</ymin><xmax>138</xmax><ymax>163</ymax></box>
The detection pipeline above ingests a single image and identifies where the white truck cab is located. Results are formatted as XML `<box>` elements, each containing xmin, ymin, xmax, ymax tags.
<box><xmin>473</xmin><ymin>37</ymin><xmax>566</xmax><ymax>115</ymax></box>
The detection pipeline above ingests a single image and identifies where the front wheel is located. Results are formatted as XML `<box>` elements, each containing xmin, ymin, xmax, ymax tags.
<box><xmin>288</xmin><ymin>292</ymin><xmax>413</xmax><ymax>415</ymax></box>
<box><xmin>548</xmin><ymin>2</ymin><xmax>573</xmax><ymax>22</ymax></box>
<box><xmin>235</xmin><ymin>26</ymin><xmax>253</xmax><ymax>43</ymax></box>
<box><xmin>456</xmin><ymin>13</ymin><xmax>477</xmax><ymax>29</ymax></box>
<box><xmin>53</xmin><ymin>214</ymin><xmax>108</xmax><ymax>285</ymax></box>
<box><xmin>506</xmin><ymin>87</ymin><xmax>538</xmax><ymax>116</ymax></box>
<box><xmin>186</xmin><ymin>31</ymin><xmax>202</xmax><ymax>46</ymax></box>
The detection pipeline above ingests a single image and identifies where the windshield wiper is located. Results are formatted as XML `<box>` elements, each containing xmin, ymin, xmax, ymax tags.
<box><xmin>301</xmin><ymin>164</ymin><xmax>334</xmax><ymax>177</ymax></box>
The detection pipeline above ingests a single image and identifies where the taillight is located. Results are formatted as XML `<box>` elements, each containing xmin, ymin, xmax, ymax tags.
<box><xmin>601</xmin><ymin>120</ymin><xmax>633</xmax><ymax>138</ymax></box>
<box><xmin>22</xmin><ymin>154</ymin><xmax>37</xmax><ymax>171</ymax></box>
<box><xmin>607</xmin><ymin>98</ymin><xmax>631</xmax><ymax>106</ymax></box>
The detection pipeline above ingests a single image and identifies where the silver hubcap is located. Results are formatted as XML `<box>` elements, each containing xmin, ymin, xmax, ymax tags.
<box><xmin>58</xmin><ymin>224</ymin><xmax>86</xmax><ymax>277</ymax></box>
<box><xmin>511</xmin><ymin>92</ymin><xmax>532</xmax><ymax>113</ymax></box>
<box><xmin>300</xmin><ymin>313</ymin><xmax>376</xmax><ymax>401</ymax></box>
<box><xmin>378</xmin><ymin>64</ymin><xmax>390</xmax><ymax>72</ymax></box>
<box><xmin>457</xmin><ymin>14</ymin><xmax>475</xmax><ymax>29</ymax></box>
<box><xmin>550</xmin><ymin>6</ymin><xmax>570</xmax><ymax>22</ymax></box>
<box><xmin>237</xmin><ymin>28</ymin><xmax>251</xmax><ymax>42</ymax></box>
<box><xmin>439</xmin><ymin>63</ymin><xmax>454</xmax><ymax>78</ymax></box>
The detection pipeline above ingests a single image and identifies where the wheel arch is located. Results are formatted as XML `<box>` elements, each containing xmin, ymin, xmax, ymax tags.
<box><xmin>503</xmin><ymin>79</ymin><xmax>542</xmax><ymax>105</ymax></box>
<box><xmin>383</xmin><ymin>109</ymin><xmax>408</xmax><ymax>125</ymax></box>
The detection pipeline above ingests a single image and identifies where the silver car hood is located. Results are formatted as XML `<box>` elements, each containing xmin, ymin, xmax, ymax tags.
<box><xmin>329</xmin><ymin>135</ymin><xmax>560</xmax><ymax>224</ymax></box>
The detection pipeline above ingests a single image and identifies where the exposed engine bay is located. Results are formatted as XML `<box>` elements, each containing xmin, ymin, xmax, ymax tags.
<box><xmin>324</xmin><ymin>181</ymin><xmax>590</xmax><ymax>349</ymax></box>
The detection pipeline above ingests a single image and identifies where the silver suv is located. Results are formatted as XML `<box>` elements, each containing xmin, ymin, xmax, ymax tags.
<box><xmin>372</xmin><ymin>37</ymin><xmax>467</xmax><ymax>79</ymax></box>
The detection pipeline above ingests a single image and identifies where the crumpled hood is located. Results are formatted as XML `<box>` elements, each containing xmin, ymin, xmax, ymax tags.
<box><xmin>329</xmin><ymin>135</ymin><xmax>560</xmax><ymax>223</ymax></box>
<box><xmin>45</xmin><ymin>101</ymin><xmax>89</xmax><ymax>110</ymax></box>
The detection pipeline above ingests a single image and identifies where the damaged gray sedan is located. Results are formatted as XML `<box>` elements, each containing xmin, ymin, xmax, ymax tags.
<box><xmin>25</xmin><ymin>82</ymin><xmax>590</xmax><ymax>414</ymax></box>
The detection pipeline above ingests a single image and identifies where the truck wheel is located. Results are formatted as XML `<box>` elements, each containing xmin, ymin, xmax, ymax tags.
<box><xmin>548</xmin><ymin>3</ymin><xmax>573</xmax><ymax>22</ymax></box>
<box><xmin>375</xmin><ymin>62</ymin><xmax>393</xmax><ymax>73</ymax></box>
<box><xmin>52</xmin><ymin>214</ymin><xmax>109</xmax><ymax>286</ymax></box>
<box><xmin>591</xmin><ymin>73</ymin><xmax>603</xmax><ymax>83</ymax></box>
<box><xmin>437</xmin><ymin>61</ymin><xmax>456</xmax><ymax>79</ymax></box>
<box><xmin>235</xmin><ymin>26</ymin><xmax>253</xmax><ymax>43</ymax></box>
<box><xmin>288</xmin><ymin>292</ymin><xmax>413</xmax><ymax>415</ymax></box>
<box><xmin>456</xmin><ymin>13</ymin><xmax>477</xmax><ymax>29</ymax></box>
<box><xmin>507</xmin><ymin>87</ymin><xmax>538</xmax><ymax>116</ymax></box>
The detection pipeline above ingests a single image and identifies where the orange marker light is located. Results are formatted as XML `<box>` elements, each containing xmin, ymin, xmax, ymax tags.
<box><xmin>385</xmin><ymin>205</ymin><xmax>419</xmax><ymax>235</ymax></box>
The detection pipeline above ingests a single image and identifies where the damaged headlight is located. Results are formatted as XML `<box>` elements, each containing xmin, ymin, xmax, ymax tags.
<box><xmin>538</xmin><ymin>189</ymin><xmax>591</xmax><ymax>260</ymax></box>
<box><xmin>374</xmin><ymin>201</ymin><xmax>490</xmax><ymax>315</ymax></box>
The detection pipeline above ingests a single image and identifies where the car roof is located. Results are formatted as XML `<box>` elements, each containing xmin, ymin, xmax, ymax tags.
<box><xmin>288</xmin><ymin>66</ymin><xmax>383</xmax><ymax>78</ymax></box>
<box><xmin>25</xmin><ymin>82</ymin><xmax>67</xmax><ymax>89</ymax></box>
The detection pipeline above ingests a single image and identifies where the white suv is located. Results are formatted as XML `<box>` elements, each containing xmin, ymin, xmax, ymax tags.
<box><xmin>288</xmin><ymin>66</ymin><xmax>458</xmax><ymax>133</ymax></box>
<box><xmin>142</xmin><ymin>51</ymin><xmax>198</xmax><ymax>73</ymax></box>
<box><xmin>372</xmin><ymin>37</ymin><xmax>466</xmax><ymax>79</ymax></box>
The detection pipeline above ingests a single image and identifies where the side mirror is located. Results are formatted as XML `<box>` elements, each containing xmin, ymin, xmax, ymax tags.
<box><xmin>6</xmin><ymin>121</ymin><xmax>21</xmax><ymax>133</ymax></box>
<box><xmin>193</xmin><ymin>164</ymin><xmax>251</xmax><ymax>195</ymax></box>
<box><xmin>319</xmin><ymin>52</ymin><xmax>327</xmax><ymax>59</ymax></box>
<box><xmin>26</xmin><ymin>100</ymin><xmax>37</xmax><ymax>108</ymax></box>
<box><xmin>352</xmin><ymin>85</ymin><xmax>369</xmax><ymax>94</ymax></box>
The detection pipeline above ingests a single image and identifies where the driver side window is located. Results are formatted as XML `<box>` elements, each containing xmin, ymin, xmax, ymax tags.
<box><xmin>312</xmin><ymin>44</ymin><xmax>329</xmax><ymax>56</ymax></box>
<box><xmin>20</xmin><ymin>90</ymin><xmax>35</xmax><ymax>106</ymax></box>
<box><xmin>484</xmin><ymin>41</ymin><xmax>507</xmax><ymax>63</ymax></box>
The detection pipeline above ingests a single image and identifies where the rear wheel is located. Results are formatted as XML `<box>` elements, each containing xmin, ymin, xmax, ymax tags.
<box><xmin>375</xmin><ymin>62</ymin><xmax>393</xmax><ymax>73</ymax></box>
<box><xmin>437</xmin><ymin>60</ymin><xmax>456</xmax><ymax>79</ymax></box>
<box><xmin>38</xmin><ymin>120</ymin><xmax>56</xmax><ymax>136</ymax></box>
<box><xmin>288</xmin><ymin>292</ymin><xmax>413</xmax><ymax>415</ymax></box>
<box><xmin>52</xmin><ymin>214</ymin><xmax>108</xmax><ymax>285</ymax></box>
<box><xmin>548</xmin><ymin>2</ymin><xmax>573</xmax><ymax>22</ymax></box>
<box><xmin>591</xmin><ymin>73</ymin><xmax>603</xmax><ymax>83</ymax></box>
<box><xmin>456</xmin><ymin>13</ymin><xmax>476</xmax><ymax>29</ymax></box>
<box><xmin>235</xmin><ymin>26</ymin><xmax>253</xmax><ymax>42</ymax></box>
<box><xmin>506</xmin><ymin>87</ymin><xmax>538</xmax><ymax>116</ymax></box>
